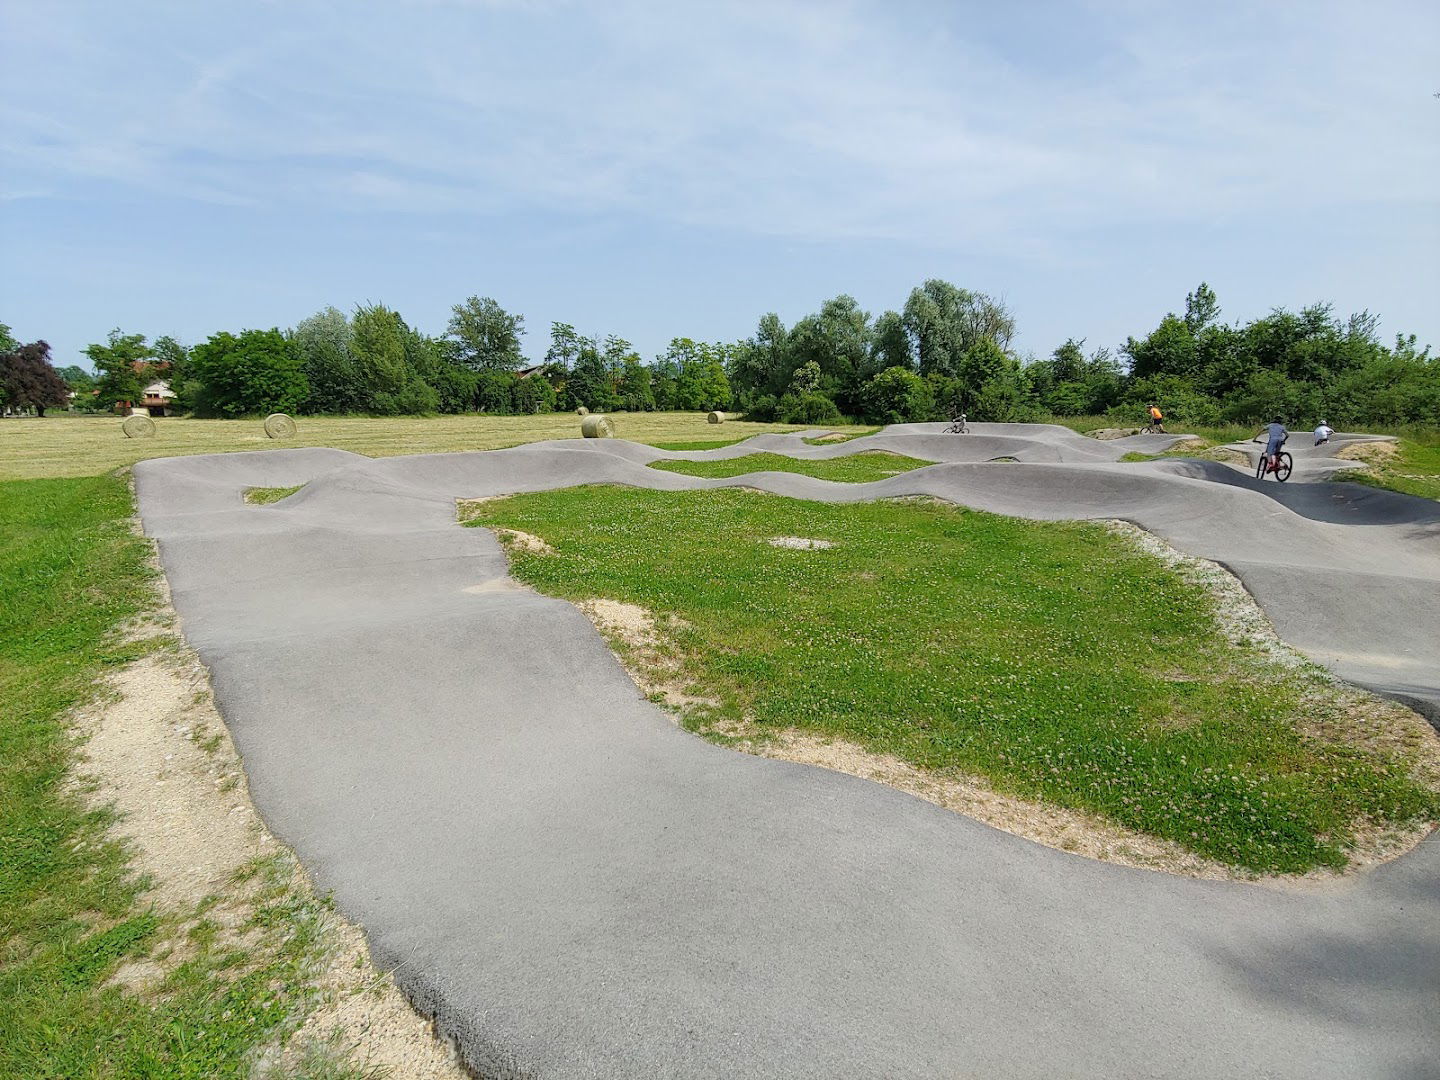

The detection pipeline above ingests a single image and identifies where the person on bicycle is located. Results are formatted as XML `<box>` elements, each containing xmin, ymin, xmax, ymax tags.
<box><xmin>1146</xmin><ymin>404</ymin><xmax>1165</xmax><ymax>433</ymax></box>
<box><xmin>1314</xmin><ymin>420</ymin><xmax>1333</xmax><ymax>446</ymax></box>
<box><xmin>1262</xmin><ymin>418</ymin><xmax>1288</xmax><ymax>471</ymax></box>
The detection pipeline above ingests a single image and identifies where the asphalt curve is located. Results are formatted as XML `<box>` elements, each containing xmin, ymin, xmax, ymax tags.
<box><xmin>134</xmin><ymin>423</ymin><xmax>1440</xmax><ymax>1080</ymax></box>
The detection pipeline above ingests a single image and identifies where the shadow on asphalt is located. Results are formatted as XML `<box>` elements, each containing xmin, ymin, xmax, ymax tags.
<box><xmin>1160</xmin><ymin>459</ymin><xmax>1440</xmax><ymax>528</ymax></box>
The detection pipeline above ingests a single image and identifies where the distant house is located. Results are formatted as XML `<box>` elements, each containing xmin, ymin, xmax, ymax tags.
<box><xmin>139</xmin><ymin>379</ymin><xmax>175</xmax><ymax>416</ymax></box>
<box><xmin>110</xmin><ymin>360</ymin><xmax>176</xmax><ymax>416</ymax></box>
<box><xmin>515</xmin><ymin>364</ymin><xmax>548</xmax><ymax>379</ymax></box>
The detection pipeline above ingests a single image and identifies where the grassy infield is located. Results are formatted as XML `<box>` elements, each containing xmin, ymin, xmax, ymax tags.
<box><xmin>0</xmin><ymin>479</ymin><xmax>353</xmax><ymax>1079</ymax></box>
<box><xmin>3</xmin><ymin>413</ymin><xmax>1439</xmax><ymax>1075</ymax></box>
<box><xmin>468</xmin><ymin>466</ymin><xmax>1437</xmax><ymax>873</ymax></box>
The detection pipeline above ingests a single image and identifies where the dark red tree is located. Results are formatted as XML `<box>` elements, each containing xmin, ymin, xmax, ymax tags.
<box><xmin>1</xmin><ymin>340</ymin><xmax>72</xmax><ymax>417</ymax></box>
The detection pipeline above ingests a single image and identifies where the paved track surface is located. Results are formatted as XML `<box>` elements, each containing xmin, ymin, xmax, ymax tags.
<box><xmin>135</xmin><ymin>424</ymin><xmax>1440</xmax><ymax>1080</ymax></box>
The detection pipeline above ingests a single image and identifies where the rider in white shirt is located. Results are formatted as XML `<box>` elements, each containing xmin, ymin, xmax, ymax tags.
<box><xmin>1314</xmin><ymin>421</ymin><xmax>1333</xmax><ymax>446</ymax></box>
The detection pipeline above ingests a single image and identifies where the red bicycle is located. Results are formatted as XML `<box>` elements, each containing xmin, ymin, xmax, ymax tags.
<box><xmin>1255</xmin><ymin>448</ymin><xmax>1293</xmax><ymax>482</ymax></box>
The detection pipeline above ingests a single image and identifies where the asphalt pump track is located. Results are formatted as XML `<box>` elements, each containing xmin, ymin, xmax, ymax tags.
<box><xmin>134</xmin><ymin>424</ymin><xmax>1440</xmax><ymax>1079</ymax></box>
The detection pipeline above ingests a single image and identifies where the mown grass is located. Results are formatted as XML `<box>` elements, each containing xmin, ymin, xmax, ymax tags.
<box><xmin>650</xmin><ymin>451</ymin><xmax>931</xmax><ymax>483</ymax></box>
<box><xmin>0</xmin><ymin>476</ymin><xmax>371</xmax><ymax>1079</ymax></box>
<box><xmin>465</xmin><ymin>486</ymin><xmax>1439</xmax><ymax>873</ymax></box>
<box><xmin>0</xmin><ymin>413</ymin><xmax>873</xmax><ymax>481</ymax></box>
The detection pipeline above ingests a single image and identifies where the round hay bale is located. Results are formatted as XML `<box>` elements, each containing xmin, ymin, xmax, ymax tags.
<box><xmin>121</xmin><ymin>414</ymin><xmax>155</xmax><ymax>439</ymax></box>
<box><xmin>707</xmin><ymin>411</ymin><xmax>726</xmax><ymax>424</ymax></box>
<box><xmin>576</xmin><ymin>406</ymin><xmax>589</xmax><ymax>417</ymax></box>
<box><xmin>263</xmin><ymin>413</ymin><xmax>297</xmax><ymax>439</ymax></box>
<box><xmin>581</xmin><ymin>413</ymin><xmax>615</xmax><ymax>439</ymax></box>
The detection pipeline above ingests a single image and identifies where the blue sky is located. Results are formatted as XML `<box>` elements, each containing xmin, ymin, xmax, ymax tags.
<box><xmin>3</xmin><ymin>0</ymin><xmax>1436</xmax><ymax>369</ymax></box>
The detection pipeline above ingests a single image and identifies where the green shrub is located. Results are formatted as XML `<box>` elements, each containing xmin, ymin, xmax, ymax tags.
<box><xmin>861</xmin><ymin>366</ymin><xmax>933</xmax><ymax>424</ymax></box>
<box><xmin>778</xmin><ymin>391</ymin><xmax>842</xmax><ymax>424</ymax></box>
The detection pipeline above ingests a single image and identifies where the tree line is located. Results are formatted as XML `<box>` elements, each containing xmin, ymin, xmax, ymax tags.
<box><xmin>3</xmin><ymin>280</ymin><xmax>1436</xmax><ymax>427</ymax></box>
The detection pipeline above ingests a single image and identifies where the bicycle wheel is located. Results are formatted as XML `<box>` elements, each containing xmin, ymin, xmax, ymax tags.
<box><xmin>1255</xmin><ymin>453</ymin><xmax>1267</xmax><ymax>480</ymax></box>
<box><xmin>1274</xmin><ymin>452</ymin><xmax>1293</xmax><ymax>482</ymax></box>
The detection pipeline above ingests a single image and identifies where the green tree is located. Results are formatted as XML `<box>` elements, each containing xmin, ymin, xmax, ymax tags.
<box><xmin>1124</xmin><ymin>314</ymin><xmax>1197</xmax><ymax>380</ymax></box>
<box><xmin>350</xmin><ymin>303</ymin><xmax>409</xmax><ymax>405</ymax></box>
<box><xmin>650</xmin><ymin>357</ymin><xmax>679</xmax><ymax>411</ymax></box>
<box><xmin>347</xmin><ymin>303</ymin><xmax>440</xmax><ymax>413</ymax></box>
<box><xmin>1</xmin><ymin>340</ymin><xmax>71</xmax><ymax>416</ymax></box>
<box><xmin>786</xmin><ymin>295</ymin><xmax>874</xmax><ymax>411</ymax></box>
<box><xmin>902</xmin><ymin>280</ymin><xmax>1015</xmax><ymax>379</ymax></box>
<box><xmin>668</xmin><ymin>339</ymin><xmax>732</xmax><ymax>411</ymax></box>
<box><xmin>617</xmin><ymin>356</ymin><xmax>655</xmax><ymax>411</ymax></box>
<box><xmin>871</xmin><ymin>310</ymin><xmax>912</xmax><ymax>371</ymax></box>
<box><xmin>730</xmin><ymin>313</ymin><xmax>791</xmax><ymax>401</ymax></box>
<box><xmin>861</xmin><ymin>366</ymin><xmax>933</xmax><ymax>424</ymax></box>
<box><xmin>152</xmin><ymin>335</ymin><xmax>189</xmax><ymax>371</ymax></box>
<box><xmin>512</xmin><ymin>372</ymin><xmax>557</xmax><ymax>414</ymax></box>
<box><xmin>788</xmin><ymin>359</ymin><xmax>821</xmax><ymax>395</ymax></box>
<box><xmin>545</xmin><ymin>322</ymin><xmax>584</xmax><ymax>372</ymax></box>
<box><xmin>417</xmin><ymin>338</ymin><xmax>480</xmax><ymax>414</ymax></box>
<box><xmin>55</xmin><ymin>365</ymin><xmax>95</xmax><ymax>392</ymax></box>
<box><xmin>475</xmin><ymin>371</ymin><xmax>518</xmax><ymax>413</ymax></box>
<box><xmin>291</xmin><ymin>307</ymin><xmax>364</xmax><ymax>414</ymax></box>
<box><xmin>447</xmin><ymin>296</ymin><xmax>526</xmax><ymax>372</ymax></box>
<box><xmin>187</xmin><ymin>329</ymin><xmax>308</xmax><ymax>418</ymax></box>
<box><xmin>84</xmin><ymin>330</ymin><xmax>151</xmax><ymax>411</ymax></box>
<box><xmin>565</xmin><ymin>340</ymin><xmax>616</xmax><ymax>412</ymax></box>
<box><xmin>1184</xmin><ymin>282</ymin><xmax>1220</xmax><ymax>334</ymax></box>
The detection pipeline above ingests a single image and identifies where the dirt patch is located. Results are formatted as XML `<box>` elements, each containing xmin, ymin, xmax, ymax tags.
<box><xmin>456</xmin><ymin>495</ymin><xmax>512</xmax><ymax>519</ymax></box>
<box><xmin>76</xmin><ymin>574</ymin><xmax>468</xmax><ymax>1077</ymax></box>
<box><xmin>494</xmin><ymin>528</ymin><xmax>555</xmax><ymax>555</ymax></box>
<box><xmin>767</xmin><ymin>536</ymin><xmax>836</xmax><ymax>550</ymax></box>
<box><xmin>1201</xmin><ymin>447</ymin><xmax>1250</xmax><ymax>466</ymax></box>
<box><xmin>808</xmin><ymin>433</ymin><xmax>851</xmax><ymax>443</ymax></box>
<box><xmin>1336</xmin><ymin>440</ymin><xmax>1398</xmax><ymax>464</ymax></box>
<box><xmin>582</xmin><ymin>597</ymin><xmax>661</xmax><ymax>644</ymax></box>
<box><xmin>1168</xmin><ymin>437</ymin><xmax>1209</xmax><ymax>453</ymax></box>
<box><xmin>1085</xmin><ymin>427</ymin><xmax>1141</xmax><ymax>440</ymax></box>
<box><xmin>458</xmin><ymin>499</ymin><xmax>555</xmax><ymax>554</ymax></box>
<box><xmin>577</xmin><ymin>599</ymin><xmax>716</xmax><ymax>711</ymax></box>
<box><xmin>257</xmin><ymin>915</ymin><xmax>467</xmax><ymax>1079</ymax></box>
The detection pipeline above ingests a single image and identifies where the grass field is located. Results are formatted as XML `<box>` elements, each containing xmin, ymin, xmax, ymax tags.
<box><xmin>0</xmin><ymin>413</ymin><xmax>867</xmax><ymax>481</ymax></box>
<box><xmin>466</xmin><ymin>486</ymin><xmax>1440</xmax><ymax>874</ymax></box>
<box><xmin>0</xmin><ymin>477</ymin><xmax>368</xmax><ymax>1079</ymax></box>
<box><xmin>650</xmin><ymin>451</ymin><xmax>931</xmax><ymax>483</ymax></box>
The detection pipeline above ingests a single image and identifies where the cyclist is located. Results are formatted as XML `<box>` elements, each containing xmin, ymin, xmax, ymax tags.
<box><xmin>1259</xmin><ymin>418</ymin><xmax>1288</xmax><ymax>473</ymax></box>
<box><xmin>1145</xmin><ymin>404</ymin><xmax>1165</xmax><ymax>433</ymax></box>
<box><xmin>1314</xmin><ymin>420</ymin><xmax>1333</xmax><ymax>446</ymax></box>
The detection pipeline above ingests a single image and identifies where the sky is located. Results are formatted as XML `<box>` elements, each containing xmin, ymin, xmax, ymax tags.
<box><xmin>2</xmin><ymin>0</ymin><xmax>1437</xmax><ymax>369</ymax></box>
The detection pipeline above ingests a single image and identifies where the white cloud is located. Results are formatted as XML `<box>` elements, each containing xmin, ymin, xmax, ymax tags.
<box><xmin>3</xmin><ymin>0</ymin><xmax>1436</xmax><ymax>253</ymax></box>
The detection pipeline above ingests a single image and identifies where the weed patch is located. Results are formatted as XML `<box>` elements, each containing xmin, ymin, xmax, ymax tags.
<box><xmin>244</xmin><ymin>485</ymin><xmax>304</xmax><ymax>505</ymax></box>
